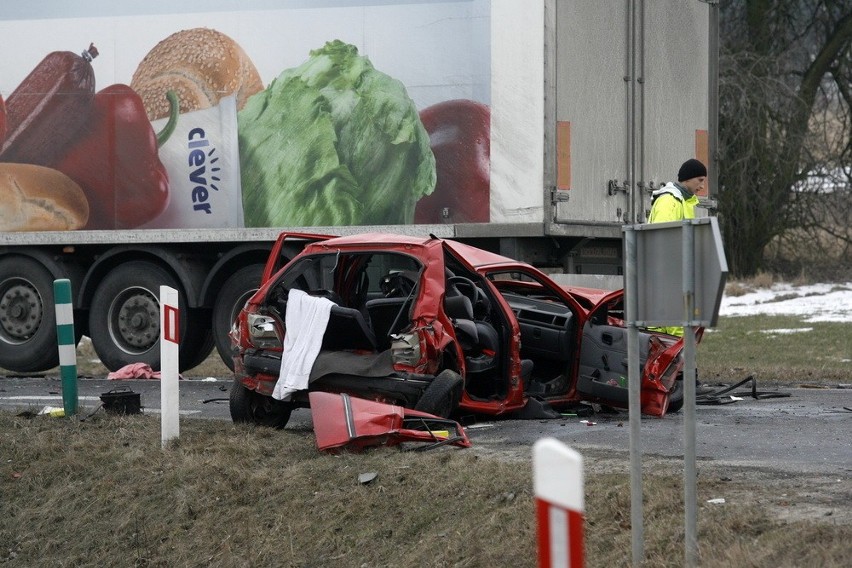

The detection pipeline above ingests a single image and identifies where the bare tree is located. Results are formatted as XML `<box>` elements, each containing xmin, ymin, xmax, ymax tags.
<box><xmin>718</xmin><ymin>0</ymin><xmax>851</xmax><ymax>277</ymax></box>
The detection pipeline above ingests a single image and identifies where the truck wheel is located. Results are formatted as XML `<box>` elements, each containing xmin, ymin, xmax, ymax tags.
<box><xmin>212</xmin><ymin>264</ymin><xmax>264</xmax><ymax>371</ymax></box>
<box><xmin>179</xmin><ymin>309</ymin><xmax>216</xmax><ymax>371</ymax></box>
<box><xmin>88</xmin><ymin>261</ymin><xmax>211</xmax><ymax>372</ymax></box>
<box><xmin>0</xmin><ymin>257</ymin><xmax>60</xmax><ymax>372</ymax></box>
<box><xmin>414</xmin><ymin>369</ymin><xmax>463</xmax><ymax>418</ymax></box>
<box><xmin>229</xmin><ymin>377</ymin><xmax>292</xmax><ymax>428</ymax></box>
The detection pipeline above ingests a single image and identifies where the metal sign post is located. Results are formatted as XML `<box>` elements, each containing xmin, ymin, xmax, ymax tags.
<box><xmin>623</xmin><ymin>217</ymin><xmax>727</xmax><ymax>566</ymax></box>
<box><xmin>624</xmin><ymin>229</ymin><xmax>644</xmax><ymax>563</ymax></box>
<box><xmin>682</xmin><ymin>223</ymin><xmax>698</xmax><ymax>565</ymax></box>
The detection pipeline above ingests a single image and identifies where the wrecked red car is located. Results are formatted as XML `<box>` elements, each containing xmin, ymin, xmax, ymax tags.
<box><xmin>228</xmin><ymin>232</ymin><xmax>686</xmax><ymax>428</ymax></box>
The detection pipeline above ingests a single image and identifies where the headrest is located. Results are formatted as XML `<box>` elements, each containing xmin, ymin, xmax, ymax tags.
<box><xmin>445</xmin><ymin>295</ymin><xmax>474</xmax><ymax>320</ymax></box>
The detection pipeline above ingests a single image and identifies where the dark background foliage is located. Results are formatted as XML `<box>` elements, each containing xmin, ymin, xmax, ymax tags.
<box><xmin>717</xmin><ymin>0</ymin><xmax>851</xmax><ymax>277</ymax></box>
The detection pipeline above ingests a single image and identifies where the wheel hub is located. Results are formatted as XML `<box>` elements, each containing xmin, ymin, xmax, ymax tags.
<box><xmin>0</xmin><ymin>282</ymin><xmax>43</xmax><ymax>342</ymax></box>
<box><xmin>114</xmin><ymin>291</ymin><xmax>160</xmax><ymax>350</ymax></box>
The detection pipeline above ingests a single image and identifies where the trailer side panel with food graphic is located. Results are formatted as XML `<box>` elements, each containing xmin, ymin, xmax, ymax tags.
<box><xmin>0</xmin><ymin>0</ymin><xmax>712</xmax><ymax>374</ymax></box>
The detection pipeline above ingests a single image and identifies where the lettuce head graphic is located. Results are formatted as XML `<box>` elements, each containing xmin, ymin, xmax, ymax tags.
<box><xmin>239</xmin><ymin>40</ymin><xmax>436</xmax><ymax>226</ymax></box>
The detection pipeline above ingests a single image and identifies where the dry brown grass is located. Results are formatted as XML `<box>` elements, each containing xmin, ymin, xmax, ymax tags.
<box><xmin>723</xmin><ymin>271</ymin><xmax>781</xmax><ymax>297</ymax></box>
<box><xmin>721</xmin><ymin>271</ymin><xmax>824</xmax><ymax>297</ymax></box>
<box><xmin>1</xmin><ymin>412</ymin><xmax>849</xmax><ymax>567</ymax></box>
<box><xmin>697</xmin><ymin>313</ymin><xmax>850</xmax><ymax>386</ymax></box>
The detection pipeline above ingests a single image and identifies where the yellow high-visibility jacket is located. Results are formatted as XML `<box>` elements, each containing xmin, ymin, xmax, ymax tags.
<box><xmin>648</xmin><ymin>182</ymin><xmax>700</xmax><ymax>223</ymax></box>
<box><xmin>648</xmin><ymin>182</ymin><xmax>698</xmax><ymax>223</ymax></box>
<box><xmin>647</xmin><ymin>182</ymin><xmax>700</xmax><ymax>336</ymax></box>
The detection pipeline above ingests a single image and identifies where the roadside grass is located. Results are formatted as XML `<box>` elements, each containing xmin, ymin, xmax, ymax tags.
<box><xmin>698</xmin><ymin>315</ymin><xmax>850</xmax><ymax>386</ymax></box>
<box><xmin>1</xmin><ymin>412</ymin><xmax>849</xmax><ymax>567</ymax></box>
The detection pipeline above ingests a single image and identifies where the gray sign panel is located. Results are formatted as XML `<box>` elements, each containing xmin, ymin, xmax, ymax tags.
<box><xmin>626</xmin><ymin>217</ymin><xmax>728</xmax><ymax>327</ymax></box>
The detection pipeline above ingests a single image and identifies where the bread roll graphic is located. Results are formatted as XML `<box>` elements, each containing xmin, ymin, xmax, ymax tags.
<box><xmin>130</xmin><ymin>28</ymin><xmax>263</xmax><ymax>121</ymax></box>
<box><xmin>0</xmin><ymin>163</ymin><xmax>89</xmax><ymax>231</ymax></box>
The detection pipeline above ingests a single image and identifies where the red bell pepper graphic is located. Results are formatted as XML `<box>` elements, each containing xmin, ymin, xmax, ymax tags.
<box><xmin>51</xmin><ymin>85</ymin><xmax>178</xmax><ymax>229</ymax></box>
<box><xmin>415</xmin><ymin>99</ymin><xmax>490</xmax><ymax>224</ymax></box>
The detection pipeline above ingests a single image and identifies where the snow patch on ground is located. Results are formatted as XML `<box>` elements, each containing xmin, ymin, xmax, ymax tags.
<box><xmin>719</xmin><ymin>282</ymin><xmax>852</xmax><ymax>323</ymax></box>
<box><xmin>758</xmin><ymin>327</ymin><xmax>814</xmax><ymax>335</ymax></box>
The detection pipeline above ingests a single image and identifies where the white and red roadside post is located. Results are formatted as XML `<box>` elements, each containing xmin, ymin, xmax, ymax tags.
<box><xmin>160</xmin><ymin>286</ymin><xmax>180</xmax><ymax>448</ymax></box>
<box><xmin>533</xmin><ymin>438</ymin><xmax>585</xmax><ymax>568</ymax></box>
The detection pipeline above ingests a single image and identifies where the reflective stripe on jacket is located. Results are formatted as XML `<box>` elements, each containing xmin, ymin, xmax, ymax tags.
<box><xmin>648</xmin><ymin>182</ymin><xmax>699</xmax><ymax>222</ymax></box>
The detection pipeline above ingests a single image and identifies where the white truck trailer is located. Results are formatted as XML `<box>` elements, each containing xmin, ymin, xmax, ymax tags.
<box><xmin>0</xmin><ymin>0</ymin><xmax>714</xmax><ymax>373</ymax></box>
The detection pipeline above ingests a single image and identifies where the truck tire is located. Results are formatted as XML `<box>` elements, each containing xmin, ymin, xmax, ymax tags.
<box><xmin>212</xmin><ymin>264</ymin><xmax>264</xmax><ymax>371</ymax></box>
<box><xmin>179</xmin><ymin>309</ymin><xmax>216</xmax><ymax>371</ymax></box>
<box><xmin>88</xmin><ymin>261</ymin><xmax>212</xmax><ymax>372</ymax></box>
<box><xmin>414</xmin><ymin>369</ymin><xmax>463</xmax><ymax>418</ymax></box>
<box><xmin>0</xmin><ymin>257</ymin><xmax>61</xmax><ymax>372</ymax></box>
<box><xmin>229</xmin><ymin>377</ymin><xmax>292</xmax><ymax>428</ymax></box>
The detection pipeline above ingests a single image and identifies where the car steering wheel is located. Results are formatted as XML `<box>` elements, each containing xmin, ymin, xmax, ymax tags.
<box><xmin>381</xmin><ymin>271</ymin><xmax>416</xmax><ymax>298</ymax></box>
<box><xmin>447</xmin><ymin>276</ymin><xmax>486</xmax><ymax>313</ymax></box>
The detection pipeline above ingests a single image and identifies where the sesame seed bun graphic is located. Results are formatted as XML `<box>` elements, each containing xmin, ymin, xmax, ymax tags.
<box><xmin>130</xmin><ymin>27</ymin><xmax>264</xmax><ymax>121</ymax></box>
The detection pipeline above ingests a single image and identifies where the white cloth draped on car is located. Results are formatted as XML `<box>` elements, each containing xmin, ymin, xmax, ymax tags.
<box><xmin>272</xmin><ymin>289</ymin><xmax>334</xmax><ymax>401</ymax></box>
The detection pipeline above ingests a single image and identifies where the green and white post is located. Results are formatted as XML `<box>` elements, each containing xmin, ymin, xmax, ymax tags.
<box><xmin>54</xmin><ymin>279</ymin><xmax>78</xmax><ymax>416</ymax></box>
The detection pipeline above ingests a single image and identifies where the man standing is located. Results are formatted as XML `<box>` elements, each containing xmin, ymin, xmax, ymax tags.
<box><xmin>647</xmin><ymin>158</ymin><xmax>707</xmax><ymax>337</ymax></box>
<box><xmin>648</xmin><ymin>158</ymin><xmax>706</xmax><ymax>224</ymax></box>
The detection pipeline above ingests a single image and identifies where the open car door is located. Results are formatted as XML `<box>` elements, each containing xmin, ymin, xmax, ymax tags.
<box><xmin>261</xmin><ymin>232</ymin><xmax>335</xmax><ymax>283</ymax></box>
<box><xmin>575</xmin><ymin>289</ymin><xmax>685</xmax><ymax>416</ymax></box>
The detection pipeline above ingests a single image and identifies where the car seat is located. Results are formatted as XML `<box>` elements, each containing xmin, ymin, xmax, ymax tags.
<box><xmin>444</xmin><ymin>295</ymin><xmax>499</xmax><ymax>376</ymax></box>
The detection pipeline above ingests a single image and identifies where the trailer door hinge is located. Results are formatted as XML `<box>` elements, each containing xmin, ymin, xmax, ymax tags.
<box><xmin>607</xmin><ymin>179</ymin><xmax>628</xmax><ymax>195</ymax></box>
<box><xmin>640</xmin><ymin>180</ymin><xmax>659</xmax><ymax>194</ymax></box>
<box><xmin>551</xmin><ymin>188</ymin><xmax>570</xmax><ymax>204</ymax></box>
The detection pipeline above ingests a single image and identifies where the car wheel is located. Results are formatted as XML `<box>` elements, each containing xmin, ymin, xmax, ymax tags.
<box><xmin>212</xmin><ymin>264</ymin><xmax>264</xmax><ymax>371</ymax></box>
<box><xmin>414</xmin><ymin>369</ymin><xmax>463</xmax><ymax>418</ymax></box>
<box><xmin>667</xmin><ymin>378</ymin><xmax>684</xmax><ymax>413</ymax></box>
<box><xmin>229</xmin><ymin>377</ymin><xmax>293</xmax><ymax>429</ymax></box>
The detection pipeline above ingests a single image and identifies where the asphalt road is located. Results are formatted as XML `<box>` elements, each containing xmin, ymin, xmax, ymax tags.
<box><xmin>1</xmin><ymin>376</ymin><xmax>850</xmax><ymax>476</ymax></box>
<box><xmin>463</xmin><ymin>387</ymin><xmax>852</xmax><ymax>476</ymax></box>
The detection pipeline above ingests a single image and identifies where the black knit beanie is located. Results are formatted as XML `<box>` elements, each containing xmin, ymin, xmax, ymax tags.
<box><xmin>678</xmin><ymin>159</ymin><xmax>707</xmax><ymax>182</ymax></box>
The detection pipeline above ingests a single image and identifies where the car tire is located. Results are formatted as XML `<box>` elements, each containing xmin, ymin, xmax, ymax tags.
<box><xmin>229</xmin><ymin>377</ymin><xmax>293</xmax><ymax>429</ymax></box>
<box><xmin>667</xmin><ymin>378</ymin><xmax>684</xmax><ymax>413</ymax></box>
<box><xmin>414</xmin><ymin>369</ymin><xmax>463</xmax><ymax>418</ymax></box>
